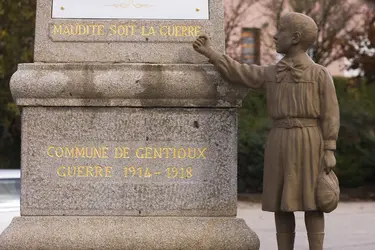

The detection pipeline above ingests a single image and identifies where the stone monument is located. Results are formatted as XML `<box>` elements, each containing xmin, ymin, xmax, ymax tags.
<box><xmin>0</xmin><ymin>0</ymin><xmax>260</xmax><ymax>249</ymax></box>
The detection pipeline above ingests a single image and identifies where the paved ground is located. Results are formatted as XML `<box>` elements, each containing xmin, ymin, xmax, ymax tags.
<box><xmin>238</xmin><ymin>201</ymin><xmax>375</xmax><ymax>250</ymax></box>
<box><xmin>1</xmin><ymin>201</ymin><xmax>374</xmax><ymax>249</ymax></box>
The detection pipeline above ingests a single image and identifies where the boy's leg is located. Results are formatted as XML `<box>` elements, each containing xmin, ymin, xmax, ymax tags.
<box><xmin>305</xmin><ymin>211</ymin><xmax>325</xmax><ymax>250</ymax></box>
<box><xmin>275</xmin><ymin>211</ymin><xmax>296</xmax><ymax>250</ymax></box>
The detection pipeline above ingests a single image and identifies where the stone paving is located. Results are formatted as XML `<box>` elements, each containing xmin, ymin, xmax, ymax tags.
<box><xmin>237</xmin><ymin>201</ymin><xmax>375</xmax><ymax>250</ymax></box>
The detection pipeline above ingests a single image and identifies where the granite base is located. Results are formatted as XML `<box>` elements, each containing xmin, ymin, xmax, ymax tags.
<box><xmin>0</xmin><ymin>216</ymin><xmax>260</xmax><ymax>250</ymax></box>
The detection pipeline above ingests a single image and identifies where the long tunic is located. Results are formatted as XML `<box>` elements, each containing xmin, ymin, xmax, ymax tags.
<box><xmin>209</xmin><ymin>52</ymin><xmax>340</xmax><ymax>212</ymax></box>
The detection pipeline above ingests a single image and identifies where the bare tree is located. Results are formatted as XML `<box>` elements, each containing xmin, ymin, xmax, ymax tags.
<box><xmin>224</xmin><ymin>0</ymin><xmax>260</xmax><ymax>61</ymax></box>
<box><xmin>340</xmin><ymin>3</ymin><xmax>375</xmax><ymax>82</ymax></box>
<box><xmin>261</xmin><ymin>0</ymin><xmax>365</xmax><ymax>67</ymax></box>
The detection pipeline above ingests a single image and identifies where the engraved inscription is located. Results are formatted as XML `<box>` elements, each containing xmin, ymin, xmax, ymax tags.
<box><xmin>48</xmin><ymin>145</ymin><xmax>208</xmax><ymax>181</ymax></box>
<box><xmin>51</xmin><ymin>23</ymin><xmax>202</xmax><ymax>40</ymax></box>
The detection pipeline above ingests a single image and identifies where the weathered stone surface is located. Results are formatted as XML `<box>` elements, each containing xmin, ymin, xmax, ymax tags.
<box><xmin>10</xmin><ymin>63</ymin><xmax>248</xmax><ymax>108</ymax></box>
<box><xmin>0</xmin><ymin>217</ymin><xmax>260</xmax><ymax>250</ymax></box>
<box><xmin>21</xmin><ymin>107</ymin><xmax>238</xmax><ymax>216</ymax></box>
<box><xmin>34</xmin><ymin>0</ymin><xmax>224</xmax><ymax>63</ymax></box>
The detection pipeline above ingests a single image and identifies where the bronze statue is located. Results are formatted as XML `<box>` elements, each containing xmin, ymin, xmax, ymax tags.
<box><xmin>193</xmin><ymin>12</ymin><xmax>340</xmax><ymax>250</ymax></box>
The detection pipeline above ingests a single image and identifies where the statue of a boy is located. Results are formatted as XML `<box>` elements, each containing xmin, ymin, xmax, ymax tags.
<box><xmin>193</xmin><ymin>12</ymin><xmax>340</xmax><ymax>250</ymax></box>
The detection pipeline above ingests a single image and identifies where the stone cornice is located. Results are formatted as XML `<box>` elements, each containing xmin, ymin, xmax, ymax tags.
<box><xmin>10</xmin><ymin>63</ymin><xmax>249</xmax><ymax>108</ymax></box>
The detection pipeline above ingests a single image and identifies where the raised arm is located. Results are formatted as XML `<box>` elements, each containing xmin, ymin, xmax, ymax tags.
<box><xmin>193</xmin><ymin>35</ymin><xmax>266</xmax><ymax>91</ymax></box>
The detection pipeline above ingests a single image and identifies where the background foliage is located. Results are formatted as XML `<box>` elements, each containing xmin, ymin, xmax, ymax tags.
<box><xmin>0</xmin><ymin>0</ymin><xmax>36</xmax><ymax>169</ymax></box>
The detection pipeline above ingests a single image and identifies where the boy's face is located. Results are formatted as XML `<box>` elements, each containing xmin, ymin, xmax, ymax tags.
<box><xmin>274</xmin><ymin>18</ymin><xmax>294</xmax><ymax>54</ymax></box>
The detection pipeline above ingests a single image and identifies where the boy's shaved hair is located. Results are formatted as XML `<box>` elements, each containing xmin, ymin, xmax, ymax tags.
<box><xmin>281</xmin><ymin>12</ymin><xmax>318</xmax><ymax>50</ymax></box>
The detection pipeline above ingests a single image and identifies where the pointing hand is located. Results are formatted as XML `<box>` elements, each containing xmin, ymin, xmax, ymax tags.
<box><xmin>193</xmin><ymin>35</ymin><xmax>213</xmax><ymax>58</ymax></box>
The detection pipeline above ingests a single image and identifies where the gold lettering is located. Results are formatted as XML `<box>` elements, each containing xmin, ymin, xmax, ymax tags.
<box><xmin>63</xmin><ymin>26</ymin><xmax>70</xmax><ymax>35</ymax></box>
<box><xmin>154</xmin><ymin>148</ymin><xmax>162</xmax><ymax>158</ymax></box>
<box><xmin>175</xmin><ymin>26</ymin><xmax>182</xmax><ymax>37</ymax></box>
<box><xmin>90</xmin><ymin>24</ymin><xmax>98</xmax><ymax>35</ymax></box>
<box><xmin>130</xmin><ymin>24</ymin><xmax>136</xmax><ymax>36</ymax></box>
<box><xmin>115</xmin><ymin>147</ymin><xmax>122</xmax><ymax>158</ymax></box>
<box><xmin>67</xmin><ymin>166</ymin><xmax>76</xmax><ymax>177</ymax></box>
<box><xmin>75</xmin><ymin>148</ymin><xmax>85</xmax><ymax>158</ymax></box>
<box><xmin>160</xmin><ymin>26</ymin><xmax>168</xmax><ymax>36</ymax></box>
<box><xmin>102</xmin><ymin>146</ymin><xmax>109</xmax><ymax>159</ymax></box>
<box><xmin>197</xmin><ymin>148</ymin><xmax>207</xmax><ymax>159</ymax></box>
<box><xmin>105</xmin><ymin>166</ymin><xmax>112</xmax><ymax>177</ymax></box>
<box><xmin>57</xmin><ymin>166</ymin><xmax>66</xmax><ymax>177</ymax></box>
<box><xmin>163</xmin><ymin>148</ymin><xmax>170</xmax><ymax>158</ymax></box>
<box><xmin>109</xmin><ymin>25</ymin><xmax>116</xmax><ymax>35</ymax></box>
<box><xmin>141</xmin><ymin>26</ymin><xmax>147</xmax><ymax>36</ymax></box>
<box><xmin>77</xmin><ymin>166</ymin><xmax>85</xmax><ymax>177</ymax></box>
<box><xmin>167</xmin><ymin>26</ymin><xmax>174</xmax><ymax>36</ymax></box>
<box><xmin>178</xmin><ymin>148</ymin><xmax>187</xmax><ymax>159</ymax></box>
<box><xmin>118</xmin><ymin>25</ymin><xmax>127</xmax><ymax>36</ymax></box>
<box><xmin>64</xmin><ymin>147</ymin><xmax>74</xmax><ymax>158</ymax></box>
<box><xmin>47</xmin><ymin>146</ymin><xmax>54</xmax><ymax>157</ymax></box>
<box><xmin>188</xmin><ymin>26</ymin><xmax>195</xmax><ymax>36</ymax></box>
<box><xmin>51</xmin><ymin>24</ymin><xmax>201</xmax><ymax>38</ymax></box>
<box><xmin>98</xmin><ymin>25</ymin><xmax>105</xmax><ymax>35</ymax></box>
<box><xmin>182</xmin><ymin>26</ymin><xmax>188</xmax><ymax>36</ymax></box>
<box><xmin>149</xmin><ymin>26</ymin><xmax>156</xmax><ymax>36</ymax></box>
<box><xmin>70</xmin><ymin>25</ymin><xmax>78</xmax><ymax>35</ymax></box>
<box><xmin>115</xmin><ymin>147</ymin><xmax>130</xmax><ymax>158</ymax></box>
<box><xmin>188</xmin><ymin>148</ymin><xmax>197</xmax><ymax>159</ymax></box>
<box><xmin>85</xmin><ymin>147</ymin><xmax>93</xmax><ymax>158</ymax></box>
<box><xmin>145</xmin><ymin>147</ymin><xmax>152</xmax><ymax>158</ymax></box>
<box><xmin>86</xmin><ymin>166</ymin><xmax>94</xmax><ymax>177</ymax></box>
<box><xmin>194</xmin><ymin>26</ymin><xmax>202</xmax><ymax>36</ymax></box>
<box><xmin>56</xmin><ymin>165</ymin><xmax>112</xmax><ymax>178</ymax></box>
<box><xmin>93</xmin><ymin>148</ymin><xmax>101</xmax><ymax>158</ymax></box>
<box><xmin>142</xmin><ymin>26</ymin><xmax>156</xmax><ymax>36</ymax></box>
<box><xmin>53</xmin><ymin>24</ymin><xmax>62</xmax><ymax>35</ymax></box>
<box><xmin>55</xmin><ymin>147</ymin><xmax>64</xmax><ymax>158</ymax></box>
<box><xmin>78</xmin><ymin>25</ymin><xmax>86</xmax><ymax>35</ymax></box>
<box><xmin>95</xmin><ymin>166</ymin><xmax>103</xmax><ymax>177</ymax></box>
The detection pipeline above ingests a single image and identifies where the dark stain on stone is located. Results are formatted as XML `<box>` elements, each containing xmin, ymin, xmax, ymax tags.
<box><xmin>145</xmin><ymin>37</ymin><xmax>149</xmax><ymax>42</ymax></box>
<box><xmin>146</xmin><ymin>136</ymin><xmax>149</xmax><ymax>141</ymax></box>
<box><xmin>193</xmin><ymin>121</ymin><xmax>199</xmax><ymax>128</ymax></box>
<box><xmin>138</xmin><ymin>210</ymin><xmax>142</xmax><ymax>215</ymax></box>
<box><xmin>136</xmin><ymin>64</ymin><xmax>167</xmax><ymax>106</ymax></box>
<box><xmin>80</xmin><ymin>64</ymin><xmax>105</xmax><ymax>106</ymax></box>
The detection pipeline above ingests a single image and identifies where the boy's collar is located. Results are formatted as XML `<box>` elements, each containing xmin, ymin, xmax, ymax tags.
<box><xmin>276</xmin><ymin>53</ymin><xmax>315</xmax><ymax>83</ymax></box>
<box><xmin>278</xmin><ymin>52</ymin><xmax>315</xmax><ymax>70</ymax></box>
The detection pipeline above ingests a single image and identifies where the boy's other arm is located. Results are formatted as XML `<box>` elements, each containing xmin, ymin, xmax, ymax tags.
<box><xmin>319</xmin><ymin>68</ymin><xmax>340</xmax><ymax>173</ymax></box>
<box><xmin>193</xmin><ymin>35</ymin><xmax>266</xmax><ymax>91</ymax></box>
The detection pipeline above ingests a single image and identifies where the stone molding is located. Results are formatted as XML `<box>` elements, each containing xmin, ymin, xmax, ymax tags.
<box><xmin>10</xmin><ymin>63</ymin><xmax>249</xmax><ymax>108</ymax></box>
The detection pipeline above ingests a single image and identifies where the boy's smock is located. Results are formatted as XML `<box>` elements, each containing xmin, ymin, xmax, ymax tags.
<box><xmin>209</xmin><ymin>51</ymin><xmax>340</xmax><ymax>212</ymax></box>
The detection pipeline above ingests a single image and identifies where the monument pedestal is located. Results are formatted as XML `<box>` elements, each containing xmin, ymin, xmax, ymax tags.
<box><xmin>0</xmin><ymin>1</ymin><xmax>261</xmax><ymax>248</ymax></box>
<box><xmin>0</xmin><ymin>63</ymin><xmax>260</xmax><ymax>249</ymax></box>
<box><xmin>1</xmin><ymin>217</ymin><xmax>259</xmax><ymax>250</ymax></box>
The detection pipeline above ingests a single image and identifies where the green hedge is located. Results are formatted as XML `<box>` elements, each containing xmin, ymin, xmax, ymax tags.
<box><xmin>237</xmin><ymin>77</ymin><xmax>375</xmax><ymax>192</ymax></box>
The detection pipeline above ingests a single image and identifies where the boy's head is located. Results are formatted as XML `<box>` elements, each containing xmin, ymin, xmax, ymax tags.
<box><xmin>274</xmin><ymin>12</ymin><xmax>318</xmax><ymax>54</ymax></box>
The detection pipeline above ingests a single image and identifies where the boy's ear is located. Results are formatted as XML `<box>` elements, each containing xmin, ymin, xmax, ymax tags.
<box><xmin>292</xmin><ymin>32</ymin><xmax>301</xmax><ymax>45</ymax></box>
